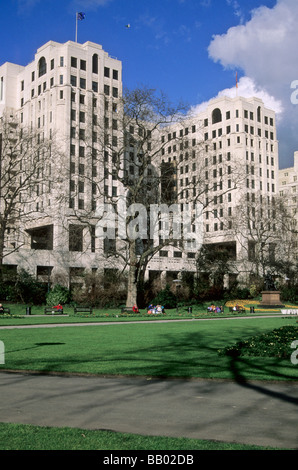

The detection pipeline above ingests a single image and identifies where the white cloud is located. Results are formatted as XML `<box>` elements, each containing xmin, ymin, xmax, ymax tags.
<box><xmin>207</xmin><ymin>0</ymin><xmax>298</xmax><ymax>167</ymax></box>
<box><xmin>190</xmin><ymin>76</ymin><xmax>283</xmax><ymax>115</ymax></box>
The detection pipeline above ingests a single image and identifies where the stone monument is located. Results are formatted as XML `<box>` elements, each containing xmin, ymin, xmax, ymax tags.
<box><xmin>258</xmin><ymin>272</ymin><xmax>284</xmax><ymax>308</ymax></box>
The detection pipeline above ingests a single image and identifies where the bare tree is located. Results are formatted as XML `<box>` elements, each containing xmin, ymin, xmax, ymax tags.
<box><xmin>231</xmin><ymin>192</ymin><xmax>296</xmax><ymax>283</ymax></box>
<box><xmin>0</xmin><ymin>112</ymin><xmax>53</xmax><ymax>277</ymax></box>
<box><xmin>67</xmin><ymin>86</ymin><xmax>245</xmax><ymax>306</ymax></box>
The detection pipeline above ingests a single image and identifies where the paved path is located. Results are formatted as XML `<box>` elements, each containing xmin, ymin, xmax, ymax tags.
<box><xmin>0</xmin><ymin>313</ymin><xmax>285</xmax><ymax>330</ymax></box>
<box><xmin>0</xmin><ymin>371</ymin><xmax>297</xmax><ymax>449</ymax></box>
<box><xmin>0</xmin><ymin>316</ymin><xmax>297</xmax><ymax>450</ymax></box>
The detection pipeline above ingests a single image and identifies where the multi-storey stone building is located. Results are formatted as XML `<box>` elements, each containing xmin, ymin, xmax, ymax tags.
<box><xmin>0</xmin><ymin>39</ymin><xmax>281</xmax><ymax>290</ymax></box>
<box><xmin>0</xmin><ymin>40</ymin><xmax>123</xmax><ymax>287</ymax></box>
<box><xmin>278</xmin><ymin>151</ymin><xmax>298</xmax><ymax>263</ymax></box>
<box><xmin>147</xmin><ymin>95</ymin><xmax>279</xmax><ymax>287</ymax></box>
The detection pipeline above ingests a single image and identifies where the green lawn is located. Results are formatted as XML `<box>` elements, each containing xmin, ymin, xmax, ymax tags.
<box><xmin>0</xmin><ymin>422</ymin><xmax>284</xmax><ymax>451</ymax></box>
<box><xmin>1</xmin><ymin>316</ymin><xmax>297</xmax><ymax>381</ymax></box>
<box><xmin>0</xmin><ymin>299</ymin><xmax>291</xmax><ymax>326</ymax></box>
<box><xmin>1</xmin><ymin>314</ymin><xmax>297</xmax><ymax>451</ymax></box>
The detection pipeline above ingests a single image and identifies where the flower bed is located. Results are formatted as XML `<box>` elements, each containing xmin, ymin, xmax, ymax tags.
<box><xmin>219</xmin><ymin>325</ymin><xmax>298</xmax><ymax>359</ymax></box>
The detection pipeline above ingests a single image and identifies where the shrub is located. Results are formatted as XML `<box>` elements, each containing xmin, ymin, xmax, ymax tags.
<box><xmin>46</xmin><ymin>284</ymin><xmax>71</xmax><ymax>306</ymax></box>
<box><xmin>219</xmin><ymin>326</ymin><xmax>298</xmax><ymax>359</ymax></box>
<box><xmin>71</xmin><ymin>271</ymin><xmax>126</xmax><ymax>307</ymax></box>
<box><xmin>151</xmin><ymin>285</ymin><xmax>177</xmax><ymax>308</ymax></box>
<box><xmin>280</xmin><ymin>286</ymin><xmax>298</xmax><ymax>303</ymax></box>
<box><xmin>9</xmin><ymin>269</ymin><xmax>47</xmax><ymax>304</ymax></box>
<box><xmin>230</xmin><ymin>287</ymin><xmax>250</xmax><ymax>300</ymax></box>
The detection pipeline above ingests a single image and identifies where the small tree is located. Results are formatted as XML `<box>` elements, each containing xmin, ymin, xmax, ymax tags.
<box><xmin>0</xmin><ymin>113</ymin><xmax>53</xmax><ymax>277</ymax></box>
<box><xmin>232</xmin><ymin>192</ymin><xmax>298</xmax><ymax>283</ymax></box>
<box><xmin>46</xmin><ymin>284</ymin><xmax>71</xmax><ymax>306</ymax></box>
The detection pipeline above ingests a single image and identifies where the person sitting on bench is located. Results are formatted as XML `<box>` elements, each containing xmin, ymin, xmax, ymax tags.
<box><xmin>52</xmin><ymin>304</ymin><xmax>63</xmax><ymax>312</ymax></box>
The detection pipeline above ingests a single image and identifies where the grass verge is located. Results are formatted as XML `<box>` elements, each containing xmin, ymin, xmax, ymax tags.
<box><xmin>0</xmin><ymin>422</ymin><xmax>286</xmax><ymax>450</ymax></box>
<box><xmin>1</xmin><ymin>316</ymin><xmax>298</xmax><ymax>381</ymax></box>
<box><xmin>1</xmin><ymin>315</ymin><xmax>297</xmax><ymax>451</ymax></box>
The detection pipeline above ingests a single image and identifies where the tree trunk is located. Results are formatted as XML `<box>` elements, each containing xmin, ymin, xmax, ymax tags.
<box><xmin>126</xmin><ymin>265</ymin><xmax>138</xmax><ymax>307</ymax></box>
<box><xmin>126</xmin><ymin>241</ymin><xmax>138</xmax><ymax>307</ymax></box>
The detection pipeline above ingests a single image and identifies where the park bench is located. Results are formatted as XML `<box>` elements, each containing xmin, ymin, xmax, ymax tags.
<box><xmin>0</xmin><ymin>307</ymin><xmax>10</xmax><ymax>315</ymax></box>
<box><xmin>229</xmin><ymin>306</ymin><xmax>245</xmax><ymax>313</ymax></box>
<box><xmin>206</xmin><ymin>306</ymin><xmax>224</xmax><ymax>313</ymax></box>
<box><xmin>44</xmin><ymin>307</ymin><xmax>64</xmax><ymax>315</ymax></box>
<box><xmin>281</xmin><ymin>309</ymin><xmax>298</xmax><ymax>315</ymax></box>
<box><xmin>74</xmin><ymin>306</ymin><xmax>93</xmax><ymax>315</ymax></box>
<box><xmin>121</xmin><ymin>306</ymin><xmax>139</xmax><ymax>313</ymax></box>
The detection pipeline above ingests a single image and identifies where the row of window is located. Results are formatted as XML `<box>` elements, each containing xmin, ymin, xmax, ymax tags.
<box><xmin>246</xmin><ymin>166</ymin><xmax>275</xmax><ymax>179</ymax></box>
<box><xmin>160</xmin><ymin>109</ymin><xmax>274</xmax><ymax>141</ymax></box>
<box><xmin>35</xmin><ymin>54</ymin><xmax>119</xmax><ymax>80</ymax></box>
<box><xmin>204</xmin><ymin>126</ymin><xmax>275</xmax><ymax>140</ymax></box>
<box><xmin>21</xmin><ymin>69</ymin><xmax>119</xmax><ymax>105</ymax></box>
<box><xmin>162</xmin><ymin>126</ymin><xmax>197</xmax><ymax>142</ymax></box>
<box><xmin>205</xmin><ymin>107</ymin><xmax>274</xmax><ymax>126</ymax></box>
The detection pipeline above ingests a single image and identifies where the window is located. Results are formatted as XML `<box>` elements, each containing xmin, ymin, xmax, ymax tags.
<box><xmin>60</xmin><ymin>57</ymin><xmax>64</xmax><ymax>66</ymax></box>
<box><xmin>212</xmin><ymin>108</ymin><xmax>222</xmax><ymax>124</ymax></box>
<box><xmin>80</xmin><ymin>78</ymin><xmax>86</xmax><ymax>89</ymax></box>
<box><xmin>113</xmin><ymin>69</ymin><xmax>118</xmax><ymax>80</ymax></box>
<box><xmin>0</xmin><ymin>77</ymin><xmax>3</xmax><ymax>101</ymax></box>
<box><xmin>71</xmin><ymin>57</ymin><xmax>77</xmax><ymax>68</ymax></box>
<box><xmin>92</xmin><ymin>54</ymin><xmax>98</xmax><ymax>74</ymax></box>
<box><xmin>69</xmin><ymin>225</ymin><xmax>83</xmax><ymax>252</ymax></box>
<box><xmin>29</xmin><ymin>225</ymin><xmax>53</xmax><ymax>250</ymax></box>
<box><xmin>51</xmin><ymin>59</ymin><xmax>54</xmax><ymax>70</ymax></box>
<box><xmin>38</xmin><ymin>57</ymin><xmax>47</xmax><ymax>77</ymax></box>
<box><xmin>71</xmin><ymin>75</ymin><xmax>77</xmax><ymax>86</ymax></box>
<box><xmin>92</xmin><ymin>81</ymin><xmax>98</xmax><ymax>92</ymax></box>
<box><xmin>80</xmin><ymin>60</ymin><xmax>86</xmax><ymax>71</ymax></box>
<box><xmin>104</xmin><ymin>67</ymin><xmax>110</xmax><ymax>78</ymax></box>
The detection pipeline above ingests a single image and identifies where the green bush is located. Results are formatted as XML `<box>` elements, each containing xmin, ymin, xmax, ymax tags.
<box><xmin>46</xmin><ymin>284</ymin><xmax>71</xmax><ymax>306</ymax></box>
<box><xmin>280</xmin><ymin>286</ymin><xmax>298</xmax><ymax>303</ymax></box>
<box><xmin>219</xmin><ymin>325</ymin><xmax>298</xmax><ymax>359</ymax></box>
<box><xmin>230</xmin><ymin>287</ymin><xmax>250</xmax><ymax>300</ymax></box>
<box><xmin>151</xmin><ymin>285</ymin><xmax>177</xmax><ymax>308</ymax></box>
<box><xmin>3</xmin><ymin>269</ymin><xmax>47</xmax><ymax>304</ymax></box>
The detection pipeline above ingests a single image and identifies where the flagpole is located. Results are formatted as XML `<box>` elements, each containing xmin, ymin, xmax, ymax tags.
<box><xmin>236</xmin><ymin>71</ymin><xmax>238</xmax><ymax>97</ymax></box>
<box><xmin>75</xmin><ymin>12</ymin><xmax>78</xmax><ymax>42</ymax></box>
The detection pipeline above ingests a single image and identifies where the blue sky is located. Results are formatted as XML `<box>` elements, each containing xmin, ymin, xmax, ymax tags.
<box><xmin>1</xmin><ymin>0</ymin><xmax>297</xmax><ymax>168</ymax></box>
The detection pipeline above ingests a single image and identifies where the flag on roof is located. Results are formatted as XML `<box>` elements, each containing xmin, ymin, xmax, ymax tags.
<box><xmin>77</xmin><ymin>12</ymin><xmax>85</xmax><ymax>20</ymax></box>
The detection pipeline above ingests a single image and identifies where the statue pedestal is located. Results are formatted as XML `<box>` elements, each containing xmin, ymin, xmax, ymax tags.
<box><xmin>258</xmin><ymin>291</ymin><xmax>284</xmax><ymax>309</ymax></box>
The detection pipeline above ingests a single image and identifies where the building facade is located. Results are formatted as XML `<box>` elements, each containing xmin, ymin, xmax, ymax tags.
<box><xmin>0</xmin><ymin>40</ymin><xmax>283</xmax><ymax>290</ymax></box>
<box><xmin>278</xmin><ymin>151</ymin><xmax>298</xmax><ymax>264</ymax></box>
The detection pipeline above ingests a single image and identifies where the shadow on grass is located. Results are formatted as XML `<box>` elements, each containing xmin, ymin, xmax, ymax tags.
<box><xmin>227</xmin><ymin>350</ymin><xmax>298</xmax><ymax>404</ymax></box>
